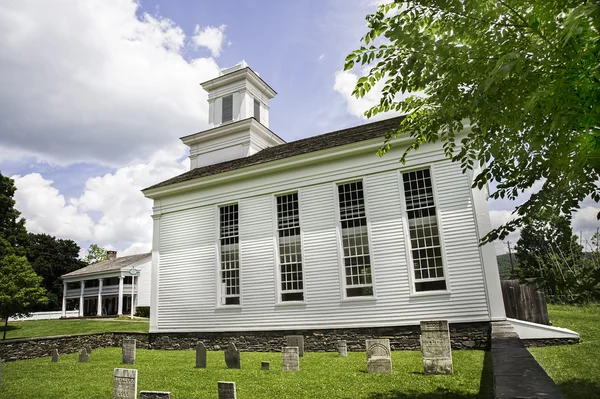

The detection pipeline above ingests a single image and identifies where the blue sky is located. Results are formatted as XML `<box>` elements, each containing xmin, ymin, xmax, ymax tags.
<box><xmin>0</xmin><ymin>0</ymin><xmax>597</xmax><ymax>256</ymax></box>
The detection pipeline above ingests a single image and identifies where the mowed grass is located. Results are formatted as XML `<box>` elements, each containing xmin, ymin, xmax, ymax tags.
<box><xmin>0</xmin><ymin>349</ymin><xmax>492</xmax><ymax>399</ymax></box>
<box><xmin>0</xmin><ymin>318</ymin><xmax>149</xmax><ymax>339</ymax></box>
<box><xmin>529</xmin><ymin>304</ymin><xmax>600</xmax><ymax>399</ymax></box>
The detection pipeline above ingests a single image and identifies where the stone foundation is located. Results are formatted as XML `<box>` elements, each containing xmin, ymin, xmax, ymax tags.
<box><xmin>522</xmin><ymin>337</ymin><xmax>579</xmax><ymax>347</ymax></box>
<box><xmin>0</xmin><ymin>332</ymin><xmax>148</xmax><ymax>362</ymax></box>
<box><xmin>148</xmin><ymin>322</ymin><xmax>491</xmax><ymax>352</ymax></box>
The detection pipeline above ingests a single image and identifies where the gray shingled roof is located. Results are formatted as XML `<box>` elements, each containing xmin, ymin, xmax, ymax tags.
<box><xmin>62</xmin><ymin>253</ymin><xmax>151</xmax><ymax>278</ymax></box>
<box><xmin>144</xmin><ymin>115</ymin><xmax>404</xmax><ymax>191</ymax></box>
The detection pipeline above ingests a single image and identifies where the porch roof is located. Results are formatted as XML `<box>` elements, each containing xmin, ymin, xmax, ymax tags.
<box><xmin>62</xmin><ymin>253</ymin><xmax>151</xmax><ymax>278</ymax></box>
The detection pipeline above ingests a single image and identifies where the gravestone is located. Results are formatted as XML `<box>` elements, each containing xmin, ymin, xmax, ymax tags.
<box><xmin>224</xmin><ymin>342</ymin><xmax>240</xmax><ymax>369</ymax></box>
<box><xmin>0</xmin><ymin>360</ymin><xmax>3</xmax><ymax>391</ymax></box>
<box><xmin>122</xmin><ymin>339</ymin><xmax>137</xmax><ymax>365</ymax></box>
<box><xmin>78</xmin><ymin>348</ymin><xmax>89</xmax><ymax>363</ymax></box>
<box><xmin>420</xmin><ymin>320</ymin><xmax>453</xmax><ymax>374</ymax></box>
<box><xmin>218</xmin><ymin>381</ymin><xmax>236</xmax><ymax>399</ymax></box>
<box><xmin>85</xmin><ymin>344</ymin><xmax>93</xmax><ymax>355</ymax></box>
<box><xmin>113</xmin><ymin>368</ymin><xmax>137</xmax><ymax>399</ymax></box>
<box><xmin>336</xmin><ymin>340</ymin><xmax>348</xmax><ymax>357</ymax></box>
<box><xmin>285</xmin><ymin>335</ymin><xmax>304</xmax><ymax>357</ymax></box>
<box><xmin>51</xmin><ymin>349</ymin><xmax>59</xmax><ymax>363</ymax></box>
<box><xmin>282</xmin><ymin>347</ymin><xmax>300</xmax><ymax>371</ymax></box>
<box><xmin>195</xmin><ymin>342</ymin><xmax>206</xmax><ymax>368</ymax></box>
<box><xmin>366</xmin><ymin>339</ymin><xmax>392</xmax><ymax>374</ymax></box>
<box><xmin>139</xmin><ymin>391</ymin><xmax>171</xmax><ymax>399</ymax></box>
<box><xmin>261</xmin><ymin>361</ymin><xmax>270</xmax><ymax>371</ymax></box>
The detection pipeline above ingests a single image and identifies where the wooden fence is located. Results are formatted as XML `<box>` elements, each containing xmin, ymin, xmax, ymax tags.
<box><xmin>501</xmin><ymin>280</ymin><xmax>550</xmax><ymax>325</ymax></box>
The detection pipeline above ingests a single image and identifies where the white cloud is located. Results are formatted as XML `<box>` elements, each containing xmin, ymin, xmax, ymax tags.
<box><xmin>333</xmin><ymin>69</ymin><xmax>407</xmax><ymax>121</ymax></box>
<box><xmin>192</xmin><ymin>25</ymin><xmax>226</xmax><ymax>58</ymax></box>
<box><xmin>0</xmin><ymin>1</ymin><xmax>221</xmax><ymax>167</ymax></box>
<box><xmin>13</xmin><ymin>144</ymin><xmax>188</xmax><ymax>255</ymax></box>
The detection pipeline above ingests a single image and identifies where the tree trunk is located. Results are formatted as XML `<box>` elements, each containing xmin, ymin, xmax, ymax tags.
<box><xmin>3</xmin><ymin>316</ymin><xmax>8</xmax><ymax>340</ymax></box>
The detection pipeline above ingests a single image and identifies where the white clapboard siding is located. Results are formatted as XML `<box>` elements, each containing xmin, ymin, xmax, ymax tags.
<box><xmin>154</xmin><ymin>156</ymin><xmax>491</xmax><ymax>332</ymax></box>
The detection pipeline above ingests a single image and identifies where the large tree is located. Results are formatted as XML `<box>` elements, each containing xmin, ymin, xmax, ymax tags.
<box><xmin>0</xmin><ymin>172</ymin><xmax>28</xmax><ymax>256</ymax></box>
<box><xmin>345</xmin><ymin>1</ymin><xmax>600</xmax><ymax>242</ymax></box>
<box><xmin>0</xmin><ymin>254</ymin><xmax>47</xmax><ymax>339</ymax></box>
<box><xmin>26</xmin><ymin>233</ymin><xmax>86</xmax><ymax>311</ymax></box>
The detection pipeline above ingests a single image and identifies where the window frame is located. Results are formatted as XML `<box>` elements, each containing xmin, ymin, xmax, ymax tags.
<box><xmin>215</xmin><ymin>202</ymin><xmax>242</xmax><ymax>308</ymax></box>
<box><xmin>333</xmin><ymin>179</ymin><xmax>377</xmax><ymax>302</ymax></box>
<box><xmin>397</xmin><ymin>165</ymin><xmax>451</xmax><ymax>297</ymax></box>
<box><xmin>272</xmin><ymin>190</ymin><xmax>307</xmax><ymax>306</ymax></box>
<box><xmin>253</xmin><ymin>97</ymin><xmax>261</xmax><ymax>122</ymax></box>
<box><xmin>221</xmin><ymin>94</ymin><xmax>233</xmax><ymax>124</ymax></box>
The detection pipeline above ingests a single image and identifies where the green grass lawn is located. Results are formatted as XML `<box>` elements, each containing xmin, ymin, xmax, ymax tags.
<box><xmin>529</xmin><ymin>304</ymin><xmax>600</xmax><ymax>399</ymax></box>
<box><xmin>0</xmin><ymin>349</ymin><xmax>492</xmax><ymax>399</ymax></box>
<box><xmin>0</xmin><ymin>318</ymin><xmax>149</xmax><ymax>340</ymax></box>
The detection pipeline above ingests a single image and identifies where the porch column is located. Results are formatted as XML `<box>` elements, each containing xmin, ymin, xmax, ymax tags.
<box><xmin>62</xmin><ymin>281</ymin><xmax>67</xmax><ymax>317</ymax></box>
<box><xmin>97</xmin><ymin>278</ymin><xmax>103</xmax><ymax>316</ymax></box>
<box><xmin>117</xmin><ymin>276</ymin><xmax>124</xmax><ymax>315</ymax></box>
<box><xmin>79</xmin><ymin>280</ymin><xmax>85</xmax><ymax>317</ymax></box>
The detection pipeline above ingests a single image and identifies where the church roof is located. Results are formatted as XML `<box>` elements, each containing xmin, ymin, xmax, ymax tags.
<box><xmin>144</xmin><ymin>115</ymin><xmax>404</xmax><ymax>191</ymax></box>
<box><xmin>62</xmin><ymin>253</ymin><xmax>151</xmax><ymax>278</ymax></box>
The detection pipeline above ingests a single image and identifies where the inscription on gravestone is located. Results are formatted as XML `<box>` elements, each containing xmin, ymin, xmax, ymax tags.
<box><xmin>337</xmin><ymin>340</ymin><xmax>348</xmax><ymax>357</ymax></box>
<box><xmin>261</xmin><ymin>361</ymin><xmax>270</xmax><ymax>371</ymax></box>
<box><xmin>282</xmin><ymin>347</ymin><xmax>300</xmax><ymax>371</ymax></box>
<box><xmin>51</xmin><ymin>349</ymin><xmax>59</xmax><ymax>363</ymax></box>
<box><xmin>420</xmin><ymin>320</ymin><xmax>453</xmax><ymax>375</ymax></box>
<box><xmin>285</xmin><ymin>335</ymin><xmax>304</xmax><ymax>357</ymax></box>
<box><xmin>122</xmin><ymin>339</ymin><xmax>137</xmax><ymax>365</ymax></box>
<box><xmin>196</xmin><ymin>342</ymin><xmax>206</xmax><ymax>368</ymax></box>
<box><xmin>85</xmin><ymin>344</ymin><xmax>93</xmax><ymax>355</ymax></box>
<box><xmin>78</xmin><ymin>348</ymin><xmax>88</xmax><ymax>363</ymax></box>
<box><xmin>218</xmin><ymin>381</ymin><xmax>237</xmax><ymax>399</ymax></box>
<box><xmin>366</xmin><ymin>339</ymin><xmax>392</xmax><ymax>374</ymax></box>
<box><xmin>224</xmin><ymin>342</ymin><xmax>240</xmax><ymax>369</ymax></box>
<box><xmin>113</xmin><ymin>368</ymin><xmax>137</xmax><ymax>399</ymax></box>
<box><xmin>139</xmin><ymin>391</ymin><xmax>171</xmax><ymax>399</ymax></box>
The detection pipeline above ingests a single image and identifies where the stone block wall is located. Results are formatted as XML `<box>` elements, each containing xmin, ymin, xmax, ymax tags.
<box><xmin>0</xmin><ymin>332</ymin><xmax>148</xmax><ymax>362</ymax></box>
<box><xmin>148</xmin><ymin>322</ymin><xmax>491</xmax><ymax>352</ymax></box>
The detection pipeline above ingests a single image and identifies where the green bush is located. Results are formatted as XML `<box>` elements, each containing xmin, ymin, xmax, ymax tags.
<box><xmin>134</xmin><ymin>306</ymin><xmax>150</xmax><ymax>318</ymax></box>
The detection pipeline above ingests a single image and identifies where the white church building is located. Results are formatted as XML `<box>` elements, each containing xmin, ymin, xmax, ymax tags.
<box><xmin>142</xmin><ymin>61</ymin><xmax>509</xmax><ymax>349</ymax></box>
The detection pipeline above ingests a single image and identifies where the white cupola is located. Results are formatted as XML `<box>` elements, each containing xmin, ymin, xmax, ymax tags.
<box><xmin>182</xmin><ymin>61</ymin><xmax>285</xmax><ymax>169</ymax></box>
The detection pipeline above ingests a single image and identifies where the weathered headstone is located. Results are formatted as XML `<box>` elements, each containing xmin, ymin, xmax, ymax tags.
<box><xmin>282</xmin><ymin>346</ymin><xmax>300</xmax><ymax>371</ymax></box>
<box><xmin>195</xmin><ymin>342</ymin><xmax>206</xmax><ymax>368</ymax></box>
<box><xmin>224</xmin><ymin>342</ymin><xmax>240</xmax><ymax>369</ymax></box>
<box><xmin>122</xmin><ymin>339</ymin><xmax>137</xmax><ymax>365</ymax></box>
<box><xmin>139</xmin><ymin>391</ymin><xmax>171</xmax><ymax>399</ymax></box>
<box><xmin>366</xmin><ymin>339</ymin><xmax>392</xmax><ymax>373</ymax></box>
<box><xmin>85</xmin><ymin>344</ymin><xmax>93</xmax><ymax>355</ymax></box>
<box><xmin>51</xmin><ymin>349</ymin><xmax>59</xmax><ymax>362</ymax></box>
<box><xmin>0</xmin><ymin>359</ymin><xmax>3</xmax><ymax>391</ymax></box>
<box><xmin>113</xmin><ymin>368</ymin><xmax>137</xmax><ymax>399</ymax></box>
<box><xmin>337</xmin><ymin>340</ymin><xmax>348</xmax><ymax>357</ymax></box>
<box><xmin>218</xmin><ymin>381</ymin><xmax>236</xmax><ymax>399</ymax></box>
<box><xmin>78</xmin><ymin>348</ymin><xmax>89</xmax><ymax>363</ymax></box>
<box><xmin>285</xmin><ymin>335</ymin><xmax>304</xmax><ymax>357</ymax></box>
<box><xmin>420</xmin><ymin>320</ymin><xmax>453</xmax><ymax>375</ymax></box>
<box><xmin>261</xmin><ymin>361</ymin><xmax>270</xmax><ymax>371</ymax></box>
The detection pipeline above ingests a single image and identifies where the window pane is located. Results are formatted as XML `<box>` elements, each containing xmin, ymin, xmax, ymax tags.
<box><xmin>219</xmin><ymin>204</ymin><xmax>239</xmax><ymax>304</ymax></box>
<box><xmin>254</xmin><ymin>98</ymin><xmax>260</xmax><ymax>121</ymax></box>
<box><xmin>402</xmin><ymin>169</ymin><xmax>446</xmax><ymax>292</ymax></box>
<box><xmin>222</xmin><ymin>95</ymin><xmax>233</xmax><ymax>123</ymax></box>
<box><xmin>338</xmin><ymin>182</ymin><xmax>373</xmax><ymax>296</ymax></box>
<box><xmin>276</xmin><ymin>193</ymin><xmax>304</xmax><ymax>301</ymax></box>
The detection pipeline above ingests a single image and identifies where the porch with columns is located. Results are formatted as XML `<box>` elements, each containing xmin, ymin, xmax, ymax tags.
<box><xmin>61</xmin><ymin>275</ymin><xmax>137</xmax><ymax>317</ymax></box>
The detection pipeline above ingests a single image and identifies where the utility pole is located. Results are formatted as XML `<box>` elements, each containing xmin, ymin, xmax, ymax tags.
<box><xmin>507</xmin><ymin>241</ymin><xmax>514</xmax><ymax>277</ymax></box>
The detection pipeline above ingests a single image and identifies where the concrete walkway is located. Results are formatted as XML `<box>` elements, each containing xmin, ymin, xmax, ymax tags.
<box><xmin>492</xmin><ymin>321</ymin><xmax>565</xmax><ymax>398</ymax></box>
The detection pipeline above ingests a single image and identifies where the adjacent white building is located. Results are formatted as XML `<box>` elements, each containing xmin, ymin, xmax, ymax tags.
<box><xmin>142</xmin><ymin>61</ymin><xmax>506</xmax><ymax>339</ymax></box>
<box><xmin>61</xmin><ymin>251</ymin><xmax>151</xmax><ymax>317</ymax></box>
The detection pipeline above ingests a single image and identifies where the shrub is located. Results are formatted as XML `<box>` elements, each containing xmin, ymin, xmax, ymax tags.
<box><xmin>135</xmin><ymin>306</ymin><xmax>150</xmax><ymax>318</ymax></box>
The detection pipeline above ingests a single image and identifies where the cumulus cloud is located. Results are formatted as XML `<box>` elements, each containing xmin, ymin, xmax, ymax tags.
<box><xmin>13</xmin><ymin>144</ymin><xmax>188</xmax><ymax>254</ymax></box>
<box><xmin>333</xmin><ymin>69</ymin><xmax>410</xmax><ymax>121</ymax></box>
<box><xmin>0</xmin><ymin>1</ymin><xmax>220</xmax><ymax>167</ymax></box>
<box><xmin>192</xmin><ymin>25</ymin><xmax>226</xmax><ymax>57</ymax></box>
